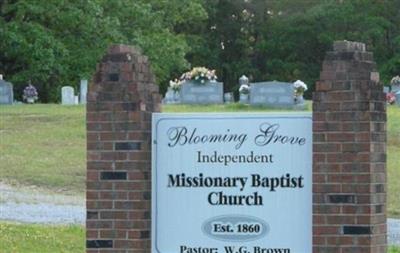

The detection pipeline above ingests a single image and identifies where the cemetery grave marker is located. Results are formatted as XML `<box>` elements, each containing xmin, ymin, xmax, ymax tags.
<box><xmin>383</xmin><ymin>86</ymin><xmax>390</xmax><ymax>94</ymax></box>
<box><xmin>163</xmin><ymin>87</ymin><xmax>179</xmax><ymax>104</ymax></box>
<box><xmin>61</xmin><ymin>86</ymin><xmax>75</xmax><ymax>105</ymax></box>
<box><xmin>391</xmin><ymin>83</ymin><xmax>400</xmax><ymax>94</ymax></box>
<box><xmin>0</xmin><ymin>75</ymin><xmax>14</xmax><ymax>105</ymax></box>
<box><xmin>80</xmin><ymin>79</ymin><xmax>88</xmax><ymax>104</ymax></box>
<box><xmin>180</xmin><ymin>81</ymin><xmax>223</xmax><ymax>104</ymax></box>
<box><xmin>249</xmin><ymin>81</ymin><xmax>294</xmax><ymax>107</ymax></box>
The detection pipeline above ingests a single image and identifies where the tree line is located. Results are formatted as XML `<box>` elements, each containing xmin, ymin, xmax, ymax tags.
<box><xmin>1</xmin><ymin>0</ymin><xmax>399</xmax><ymax>102</ymax></box>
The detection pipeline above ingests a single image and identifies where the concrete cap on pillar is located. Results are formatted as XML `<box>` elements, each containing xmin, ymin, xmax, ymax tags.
<box><xmin>107</xmin><ymin>44</ymin><xmax>141</xmax><ymax>54</ymax></box>
<box><xmin>333</xmin><ymin>40</ymin><xmax>366</xmax><ymax>52</ymax></box>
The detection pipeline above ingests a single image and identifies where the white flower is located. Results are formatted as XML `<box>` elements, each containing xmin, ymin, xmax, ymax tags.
<box><xmin>293</xmin><ymin>80</ymin><xmax>307</xmax><ymax>97</ymax></box>
<box><xmin>294</xmin><ymin>80</ymin><xmax>308</xmax><ymax>91</ymax></box>
<box><xmin>169</xmin><ymin>79</ymin><xmax>182</xmax><ymax>91</ymax></box>
<box><xmin>391</xmin><ymin>75</ymin><xmax>400</xmax><ymax>85</ymax></box>
<box><xmin>239</xmin><ymin>84</ymin><xmax>250</xmax><ymax>94</ymax></box>
<box><xmin>179</xmin><ymin>67</ymin><xmax>217</xmax><ymax>85</ymax></box>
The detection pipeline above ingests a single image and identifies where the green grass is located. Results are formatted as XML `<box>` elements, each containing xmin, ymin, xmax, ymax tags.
<box><xmin>0</xmin><ymin>222</ymin><xmax>84</xmax><ymax>253</ymax></box>
<box><xmin>0</xmin><ymin>103</ymin><xmax>399</xmax><ymax>216</ymax></box>
<box><xmin>0</xmin><ymin>104</ymin><xmax>86</xmax><ymax>194</ymax></box>
<box><xmin>387</xmin><ymin>106</ymin><xmax>400</xmax><ymax>217</ymax></box>
<box><xmin>390</xmin><ymin>246</ymin><xmax>400</xmax><ymax>253</ymax></box>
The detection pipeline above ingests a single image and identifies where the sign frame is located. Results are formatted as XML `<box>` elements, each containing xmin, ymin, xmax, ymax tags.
<box><xmin>152</xmin><ymin>113</ymin><xmax>312</xmax><ymax>253</ymax></box>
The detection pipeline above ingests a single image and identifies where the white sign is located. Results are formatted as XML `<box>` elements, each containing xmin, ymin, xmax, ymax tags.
<box><xmin>152</xmin><ymin>113</ymin><xmax>312</xmax><ymax>253</ymax></box>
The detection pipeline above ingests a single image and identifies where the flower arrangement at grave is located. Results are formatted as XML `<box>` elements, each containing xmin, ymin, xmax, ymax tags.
<box><xmin>386</xmin><ymin>92</ymin><xmax>396</xmax><ymax>105</ymax></box>
<box><xmin>390</xmin><ymin>75</ymin><xmax>400</xmax><ymax>86</ymax></box>
<box><xmin>293</xmin><ymin>80</ymin><xmax>308</xmax><ymax>96</ymax></box>
<box><xmin>239</xmin><ymin>83</ymin><xmax>250</xmax><ymax>94</ymax></box>
<box><xmin>293</xmin><ymin>80</ymin><xmax>307</xmax><ymax>104</ymax></box>
<box><xmin>22</xmin><ymin>83</ymin><xmax>38</xmax><ymax>104</ymax></box>
<box><xmin>387</xmin><ymin>75</ymin><xmax>400</xmax><ymax>105</ymax></box>
<box><xmin>168</xmin><ymin>67</ymin><xmax>218</xmax><ymax>92</ymax></box>
<box><xmin>169</xmin><ymin>79</ymin><xmax>182</xmax><ymax>92</ymax></box>
<box><xmin>293</xmin><ymin>80</ymin><xmax>307</xmax><ymax>96</ymax></box>
<box><xmin>180</xmin><ymin>67</ymin><xmax>217</xmax><ymax>84</ymax></box>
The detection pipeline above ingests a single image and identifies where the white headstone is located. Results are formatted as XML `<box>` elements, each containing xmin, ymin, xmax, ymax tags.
<box><xmin>0</xmin><ymin>77</ymin><xmax>13</xmax><ymax>105</ymax></box>
<box><xmin>163</xmin><ymin>87</ymin><xmax>178</xmax><ymax>104</ymax></box>
<box><xmin>74</xmin><ymin>95</ymin><xmax>79</xmax><ymax>105</ymax></box>
<box><xmin>224</xmin><ymin>92</ymin><xmax>234</xmax><ymax>103</ymax></box>
<box><xmin>80</xmin><ymin>80</ymin><xmax>88</xmax><ymax>104</ymax></box>
<box><xmin>239</xmin><ymin>93</ymin><xmax>249</xmax><ymax>104</ymax></box>
<box><xmin>396</xmin><ymin>91</ymin><xmax>400</xmax><ymax>107</ymax></box>
<box><xmin>383</xmin><ymin>86</ymin><xmax>390</xmax><ymax>94</ymax></box>
<box><xmin>392</xmin><ymin>84</ymin><xmax>400</xmax><ymax>94</ymax></box>
<box><xmin>61</xmin><ymin>86</ymin><xmax>75</xmax><ymax>105</ymax></box>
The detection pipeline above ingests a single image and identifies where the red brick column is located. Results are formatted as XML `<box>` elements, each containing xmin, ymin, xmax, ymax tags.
<box><xmin>86</xmin><ymin>45</ymin><xmax>161</xmax><ymax>253</ymax></box>
<box><xmin>313</xmin><ymin>41</ymin><xmax>387</xmax><ymax>253</ymax></box>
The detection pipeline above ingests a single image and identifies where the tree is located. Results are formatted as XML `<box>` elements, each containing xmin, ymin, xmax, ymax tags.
<box><xmin>186</xmin><ymin>0</ymin><xmax>272</xmax><ymax>96</ymax></box>
<box><xmin>1</xmin><ymin>0</ymin><xmax>398</xmax><ymax>101</ymax></box>
<box><xmin>0</xmin><ymin>0</ymin><xmax>207</xmax><ymax>101</ymax></box>
<box><xmin>0</xmin><ymin>0</ymin><xmax>119</xmax><ymax>102</ymax></box>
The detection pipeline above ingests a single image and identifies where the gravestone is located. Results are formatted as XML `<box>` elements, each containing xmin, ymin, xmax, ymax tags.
<box><xmin>239</xmin><ymin>93</ymin><xmax>249</xmax><ymax>103</ymax></box>
<box><xmin>249</xmin><ymin>81</ymin><xmax>294</xmax><ymax>107</ymax></box>
<box><xmin>239</xmin><ymin>75</ymin><xmax>250</xmax><ymax>104</ymax></box>
<box><xmin>163</xmin><ymin>87</ymin><xmax>178</xmax><ymax>104</ymax></box>
<box><xmin>0</xmin><ymin>75</ymin><xmax>13</xmax><ymax>105</ymax></box>
<box><xmin>392</xmin><ymin>84</ymin><xmax>400</xmax><ymax>93</ymax></box>
<box><xmin>180</xmin><ymin>81</ymin><xmax>223</xmax><ymax>104</ymax></box>
<box><xmin>61</xmin><ymin>86</ymin><xmax>75</xmax><ymax>105</ymax></box>
<box><xmin>396</xmin><ymin>91</ymin><xmax>400</xmax><ymax>106</ymax></box>
<box><xmin>162</xmin><ymin>88</ymin><xmax>174</xmax><ymax>104</ymax></box>
<box><xmin>80</xmin><ymin>80</ymin><xmax>88</xmax><ymax>104</ymax></box>
<box><xmin>313</xmin><ymin>40</ymin><xmax>387</xmax><ymax>253</ymax></box>
<box><xmin>223</xmin><ymin>92</ymin><xmax>233</xmax><ymax>103</ymax></box>
<box><xmin>383</xmin><ymin>86</ymin><xmax>390</xmax><ymax>94</ymax></box>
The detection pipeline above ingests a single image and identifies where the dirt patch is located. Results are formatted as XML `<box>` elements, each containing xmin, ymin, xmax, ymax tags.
<box><xmin>0</xmin><ymin>182</ymin><xmax>84</xmax><ymax>224</ymax></box>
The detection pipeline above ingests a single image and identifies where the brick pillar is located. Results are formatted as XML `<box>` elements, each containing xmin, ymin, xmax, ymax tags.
<box><xmin>86</xmin><ymin>45</ymin><xmax>161</xmax><ymax>253</ymax></box>
<box><xmin>313</xmin><ymin>41</ymin><xmax>387</xmax><ymax>253</ymax></box>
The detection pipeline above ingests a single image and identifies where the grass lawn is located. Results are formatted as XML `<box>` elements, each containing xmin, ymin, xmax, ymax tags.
<box><xmin>0</xmin><ymin>222</ymin><xmax>84</xmax><ymax>253</ymax></box>
<box><xmin>0</xmin><ymin>104</ymin><xmax>86</xmax><ymax>194</ymax></box>
<box><xmin>390</xmin><ymin>247</ymin><xmax>400</xmax><ymax>253</ymax></box>
<box><xmin>387</xmin><ymin>105</ymin><xmax>400</xmax><ymax>217</ymax></box>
